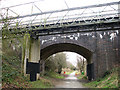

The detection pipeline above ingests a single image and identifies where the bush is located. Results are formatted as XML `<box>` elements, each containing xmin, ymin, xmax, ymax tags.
<box><xmin>102</xmin><ymin>70</ymin><xmax>111</xmax><ymax>78</ymax></box>
<box><xmin>83</xmin><ymin>76</ymin><xmax>87</xmax><ymax>79</ymax></box>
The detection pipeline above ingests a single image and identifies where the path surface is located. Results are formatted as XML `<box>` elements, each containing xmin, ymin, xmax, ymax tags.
<box><xmin>55</xmin><ymin>71</ymin><xmax>85</xmax><ymax>88</ymax></box>
<box><xmin>0</xmin><ymin>83</ymin><xmax>1</xmax><ymax>89</ymax></box>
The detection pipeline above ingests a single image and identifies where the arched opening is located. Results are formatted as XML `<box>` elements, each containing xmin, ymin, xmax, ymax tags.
<box><xmin>41</xmin><ymin>43</ymin><xmax>92</xmax><ymax>64</ymax></box>
<box><xmin>41</xmin><ymin>43</ymin><xmax>94</xmax><ymax>80</ymax></box>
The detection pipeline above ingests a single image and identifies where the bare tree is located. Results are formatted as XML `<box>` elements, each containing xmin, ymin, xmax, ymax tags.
<box><xmin>54</xmin><ymin>53</ymin><xmax>67</xmax><ymax>74</ymax></box>
<box><xmin>45</xmin><ymin>52</ymin><xmax>67</xmax><ymax>74</ymax></box>
<box><xmin>77</xmin><ymin>55</ymin><xmax>86</xmax><ymax>75</ymax></box>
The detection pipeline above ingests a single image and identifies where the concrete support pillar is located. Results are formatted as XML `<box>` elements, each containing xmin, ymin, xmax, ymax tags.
<box><xmin>22</xmin><ymin>34</ymin><xmax>30</xmax><ymax>76</ymax></box>
<box><xmin>22</xmin><ymin>34</ymin><xmax>41</xmax><ymax>81</ymax></box>
<box><xmin>41</xmin><ymin>60</ymin><xmax>45</xmax><ymax>75</ymax></box>
<box><xmin>29</xmin><ymin>37</ymin><xmax>40</xmax><ymax>63</ymax></box>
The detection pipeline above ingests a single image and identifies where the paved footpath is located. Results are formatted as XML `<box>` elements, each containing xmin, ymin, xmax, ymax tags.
<box><xmin>55</xmin><ymin>71</ymin><xmax>86</xmax><ymax>88</ymax></box>
<box><xmin>0</xmin><ymin>83</ymin><xmax>1</xmax><ymax>89</ymax></box>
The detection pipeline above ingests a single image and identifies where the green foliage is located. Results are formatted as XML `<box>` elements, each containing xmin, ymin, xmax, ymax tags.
<box><xmin>1</xmin><ymin>14</ymin><xmax>25</xmax><ymax>39</ymax></box>
<box><xmin>84</xmin><ymin>67</ymin><xmax>119</xmax><ymax>88</ymax></box>
<box><xmin>2</xmin><ymin>39</ymin><xmax>22</xmax><ymax>83</ymax></box>
<box><xmin>83</xmin><ymin>76</ymin><xmax>87</xmax><ymax>79</ymax></box>
<box><xmin>45</xmin><ymin>56</ymin><xmax>57</xmax><ymax>71</ymax></box>
<box><xmin>2</xmin><ymin>38</ymin><xmax>32</xmax><ymax>88</ymax></box>
<box><xmin>54</xmin><ymin>53</ymin><xmax>67</xmax><ymax>74</ymax></box>
<box><xmin>65</xmin><ymin>71</ymin><xmax>74</xmax><ymax>75</ymax></box>
<box><xmin>77</xmin><ymin>56</ymin><xmax>86</xmax><ymax>74</ymax></box>
<box><xmin>102</xmin><ymin>70</ymin><xmax>111</xmax><ymax>78</ymax></box>
<box><xmin>30</xmin><ymin>79</ymin><xmax>53</xmax><ymax>88</ymax></box>
<box><xmin>77</xmin><ymin>75</ymin><xmax>87</xmax><ymax>79</ymax></box>
<box><xmin>54</xmin><ymin>53</ymin><xmax>67</xmax><ymax>68</ymax></box>
<box><xmin>66</xmin><ymin>61</ymin><xmax>75</xmax><ymax>70</ymax></box>
<box><xmin>45</xmin><ymin>71</ymin><xmax>65</xmax><ymax>79</ymax></box>
<box><xmin>2</xmin><ymin>60</ymin><xmax>19</xmax><ymax>82</ymax></box>
<box><xmin>45</xmin><ymin>52</ymin><xmax>67</xmax><ymax>74</ymax></box>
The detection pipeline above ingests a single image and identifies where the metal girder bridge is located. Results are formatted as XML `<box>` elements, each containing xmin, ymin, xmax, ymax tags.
<box><xmin>1</xmin><ymin>1</ymin><xmax>120</xmax><ymax>37</ymax></box>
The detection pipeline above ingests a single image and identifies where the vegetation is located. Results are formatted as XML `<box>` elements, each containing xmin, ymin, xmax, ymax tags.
<box><xmin>77</xmin><ymin>75</ymin><xmax>87</xmax><ymax>80</ymax></box>
<box><xmin>45</xmin><ymin>53</ymin><xmax>67</xmax><ymax>74</ymax></box>
<box><xmin>2</xmin><ymin>38</ymin><xmax>66</xmax><ymax>88</ymax></box>
<box><xmin>83</xmin><ymin>67</ymin><xmax>119</xmax><ymax>88</ymax></box>
<box><xmin>77</xmin><ymin>56</ymin><xmax>86</xmax><ymax>75</ymax></box>
<box><xmin>1</xmin><ymin>9</ymin><xmax>76</xmax><ymax>88</ymax></box>
<box><xmin>30</xmin><ymin>80</ymin><xmax>52</xmax><ymax>88</ymax></box>
<box><xmin>66</xmin><ymin>61</ymin><xmax>76</xmax><ymax>70</ymax></box>
<box><xmin>45</xmin><ymin>56</ymin><xmax>57</xmax><ymax>72</ymax></box>
<box><xmin>2</xmin><ymin>39</ymin><xmax>32</xmax><ymax>88</ymax></box>
<box><xmin>45</xmin><ymin>71</ymin><xmax>65</xmax><ymax>79</ymax></box>
<box><xmin>1</xmin><ymin>5</ymin><xmax>119</xmax><ymax>89</ymax></box>
<box><xmin>30</xmin><ymin>71</ymin><xmax>65</xmax><ymax>88</ymax></box>
<box><xmin>65</xmin><ymin>70</ymin><xmax>74</xmax><ymax>75</ymax></box>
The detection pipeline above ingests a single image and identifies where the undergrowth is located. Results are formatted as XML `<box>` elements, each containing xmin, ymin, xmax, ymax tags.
<box><xmin>44</xmin><ymin>71</ymin><xmax>65</xmax><ymax>79</ymax></box>
<box><xmin>2</xmin><ymin>39</ymin><xmax>64</xmax><ymax>88</ymax></box>
<box><xmin>2</xmin><ymin>39</ymin><xmax>32</xmax><ymax>88</ymax></box>
<box><xmin>84</xmin><ymin>67</ymin><xmax>119</xmax><ymax>88</ymax></box>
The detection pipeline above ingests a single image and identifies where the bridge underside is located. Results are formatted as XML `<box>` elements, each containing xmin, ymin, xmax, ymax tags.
<box><xmin>15</xmin><ymin>18</ymin><xmax>120</xmax><ymax>37</ymax></box>
<box><xmin>31</xmin><ymin>18</ymin><xmax>120</xmax><ymax>36</ymax></box>
<box><xmin>41</xmin><ymin>43</ymin><xmax>95</xmax><ymax>80</ymax></box>
<box><xmin>41</xmin><ymin>43</ymin><xmax>92</xmax><ymax>63</ymax></box>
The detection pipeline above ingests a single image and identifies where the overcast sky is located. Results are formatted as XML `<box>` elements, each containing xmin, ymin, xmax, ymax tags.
<box><xmin>1</xmin><ymin>0</ymin><xmax>119</xmax><ymax>9</ymax></box>
<box><xmin>0</xmin><ymin>0</ymin><xmax>119</xmax><ymax>16</ymax></box>
<box><xmin>64</xmin><ymin>52</ymin><xmax>85</xmax><ymax>67</ymax></box>
<box><xmin>0</xmin><ymin>0</ymin><xmax>119</xmax><ymax>67</ymax></box>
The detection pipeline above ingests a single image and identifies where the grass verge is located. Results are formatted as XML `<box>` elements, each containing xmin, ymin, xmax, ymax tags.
<box><xmin>2</xmin><ymin>54</ymin><xmax>32</xmax><ymax>88</ymax></box>
<box><xmin>2</xmin><ymin>39</ymin><xmax>65</xmax><ymax>88</ymax></box>
<box><xmin>65</xmin><ymin>70</ymin><xmax>74</xmax><ymax>75</ymax></box>
<box><xmin>30</xmin><ymin>71</ymin><xmax>65</xmax><ymax>88</ymax></box>
<box><xmin>45</xmin><ymin>71</ymin><xmax>65</xmax><ymax>79</ymax></box>
<box><xmin>83</xmin><ymin>67</ymin><xmax>119</xmax><ymax>88</ymax></box>
<box><xmin>30</xmin><ymin>79</ymin><xmax>53</xmax><ymax>88</ymax></box>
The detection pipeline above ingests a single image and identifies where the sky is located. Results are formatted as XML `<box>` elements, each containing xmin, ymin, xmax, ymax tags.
<box><xmin>0</xmin><ymin>0</ymin><xmax>119</xmax><ymax>17</ymax></box>
<box><xmin>64</xmin><ymin>52</ymin><xmax>85</xmax><ymax>67</ymax></box>
<box><xmin>1</xmin><ymin>0</ymin><xmax>119</xmax><ymax>9</ymax></box>
<box><xmin>0</xmin><ymin>0</ymin><xmax>119</xmax><ymax>25</ymax></box>
<box><xmin>0</xmin><ymin>0</ymin><xmax>119</xmax><ymax>66</ymax></box>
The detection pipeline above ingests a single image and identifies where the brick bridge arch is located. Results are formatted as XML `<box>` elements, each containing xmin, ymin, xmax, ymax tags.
<box><xmin>39</xmin><ymin>30</ymin><xmax>120</xmax><ymax>80</ymax></box>
<box><xmin>40</xmin><ymin>38</ymin><xmax>95</xmax><ymax>80</ymax></box>
<box><xmin>41</xmin><ymin>40</ymin><xmax>92</xmax><ymax>64</ymax></box>
<box><xmin>25</xmin><ymin>30</ymin><xmax>120</xmax><ymax>81</ymax></box>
